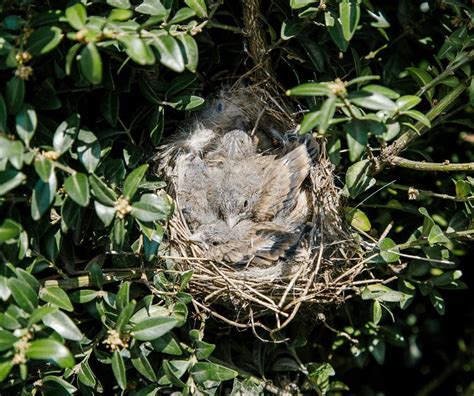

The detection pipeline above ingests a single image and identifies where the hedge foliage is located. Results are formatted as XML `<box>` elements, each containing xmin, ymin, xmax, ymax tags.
<box><xmin>0</xmin><ymin>0</ymin><xmax>473</xmax><ymax>394</ymax></box>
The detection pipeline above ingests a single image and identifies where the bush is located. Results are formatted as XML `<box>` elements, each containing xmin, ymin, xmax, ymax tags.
<box><xmin>0</xmin><ymin>0</ymin><xmax>473</xmax><ymax>394</ymax></box>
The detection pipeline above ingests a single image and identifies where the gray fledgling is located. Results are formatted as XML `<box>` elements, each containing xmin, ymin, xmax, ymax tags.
<box><xmin>176</xmin><ymin>128</ymin><xmax>311</xmax><ymax>265</ymax></box>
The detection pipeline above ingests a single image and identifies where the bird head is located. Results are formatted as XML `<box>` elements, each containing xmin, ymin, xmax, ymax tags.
<box><xmin>219</xmin><ymin>188</ymin><xmax>253</xmax><ymax>228</ymax></box>
<box><xmin>220</xmin><ymin>130</ymin><xmax>254</xmax><ymax>159</ymax></box>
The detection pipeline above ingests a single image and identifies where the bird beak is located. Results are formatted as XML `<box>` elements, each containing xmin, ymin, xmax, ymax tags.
<box><xmin>225</xmin><ymin>216</ymin><xmax>239</xmax><ymax>228</ymax></box>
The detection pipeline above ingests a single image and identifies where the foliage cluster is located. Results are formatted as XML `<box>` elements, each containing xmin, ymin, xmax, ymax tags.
<box><xmin>0</xmin><ymin>0</ymin><xmax>473</xmax><ymax>394</ymax></box>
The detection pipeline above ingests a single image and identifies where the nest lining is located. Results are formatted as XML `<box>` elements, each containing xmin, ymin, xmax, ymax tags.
<box><xmin>154</xmin><ymin>82</ymin><xmax>367</xmax><ymax>335</ymax></box>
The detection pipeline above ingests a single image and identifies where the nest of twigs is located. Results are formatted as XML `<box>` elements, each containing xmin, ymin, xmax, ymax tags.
<box><xmin>154</xmin><ymin>81</ymin><xmax>366</xmax><ymax>336</ymax></box>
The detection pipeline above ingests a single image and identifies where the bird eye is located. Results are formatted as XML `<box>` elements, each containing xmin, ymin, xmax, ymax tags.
<box><xmin>212</xmin><ymin>241</ymin><xmax>219</xmax><ymax>246</ymax></box>
<box><xmin>243</xmin><ymin>200</ymin><xmax>249</xmax><ymax>208</ymax></box>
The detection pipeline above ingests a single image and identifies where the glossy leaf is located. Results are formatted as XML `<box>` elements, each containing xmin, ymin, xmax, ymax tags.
<box><xmin>132</xmin><ymin>316</ymin><xmax>178</xmax><ymax>341</ymax></box>
<box><xmin>15</xmin><ymin>104</ymin><xmax>37</xmax><ymax>146</ymax></box>
<box><xmin>53</xmin><ymin>114</ymin><xmax>80</xmax><ymax>155</ymax></box>
<box><xmin>65</xmin><ymin>3</ymin><xmax>87</xmax><ymax>30</ymax></box>
<box><xmin>112</xmin><ymin>350</ymin><xmax>127</xmax><ymax>390</ymax></box>
<box><xmin>89</xmin><ymin>174</ymin><xmax>118</xmax><ymax>206</ymax></box>
<box><xmin>0</xmin><ymin>218</ymin><xmax>21</xmax><ymax>243</ymax></box>
<box><xmin>77</xmin><ymin>128</ymin><xmax>101</xmax><ymax>173</ymax></box>
<box><xmin>26</xmin><ymin>339</ymin><xmax>74</xmax><ymax>368</ymax></box>
<box><xmin>184</xmin><ymin>0</ymin><xmax>207</xmax><ymax>18</ymax></box>
<box><xmin>8</xmin><ymin>278</ymin><xmax>38</xmax><ymax>313</ymax></box>
<box><xmin>123</xmin><ymin>164</ymin><xmax>148</xmax><ymax>200</ymax></box>
<box><xmin>190</xmin><ymin>362</ymin><xmax>238</xmax><ymax>383</ymax></box>
<box><xmin>79</xmin><ymin>43</ymin><xmax>103</xmax><ymax>85</ymax></box>
<box><xmin>39</xmin><ymin>287</ymin><xmax>74</xmax><ymax>312</ymax></box>
<box><xmin>151</xmin><ymin>34</ymin><xmax>185</xmax><ymax>72</ymax></box>
<box><xmin>26</xmin><ymin>26</ymin><xmax>62</xmax><ymax>56</ymax></box>
<box><xmin>0</xmin><ymin>169</ymin><xmax>26</xmax><ymax>195</ymax></box>
<box><xmin>31</xmin><ymin>170</ymin><xmax>57</xmax><ymax>220</ymax></box>
<box><xmin>42</xmin><ymin>310</ymin><xmax>83</xmax><ymax>341</ymax></box>
<box><xmin>5</xmin><ymin>76</ymin><xmax>25</xmax><ymax>115</ymax></box>
<box><xmin>64</xmin><ymin>172</ymin><xmax>90</xmax><ymax>207</ymax></box>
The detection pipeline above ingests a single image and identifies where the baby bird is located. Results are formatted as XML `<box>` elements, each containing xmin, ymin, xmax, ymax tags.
<box><xmin>176</xmin><ymin>128</ymin><xmax>311</xmax><ymax>266</ymax></box>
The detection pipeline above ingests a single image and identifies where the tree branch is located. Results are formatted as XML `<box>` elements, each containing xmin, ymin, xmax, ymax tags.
<box><xmin>371</xmin><ymin>81</ymin><xmax>469</xmax><ymax>174</ymax></box>
<box><xmin>390</xmin><ymin>156</ymin><xmax>474</xmax><ymax>172</ymax></box>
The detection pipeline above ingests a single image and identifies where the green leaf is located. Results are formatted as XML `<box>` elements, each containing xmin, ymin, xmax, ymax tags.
<box><xmin>177</xmin><ymin>34</ymin><xmax>199</xmax><ymax>73</ymax></box>
<box><xmin>0</xmin><ymin>218</ymin><xmax>21</xmax><ymax>243</ymax></box>
<box><xmin>8</xmin><ymin>278</ymin><xmax>38</xmax><ymax>313</ymax></box>
<box><xmin>39</xmin><ymin>287</ymin><xmax>74</xmax><ymax>312</ymax></box>
<box><xmin>65</xmin><ymin>3</ymin><xmax>87</xmax><ymax>30</ymax></box>
<box><xmin>53</xmin><ymin>114</ymin><xmax>80</xmax><ymax>155</ymax></box>
<box><xmin>65</xmin><ymin>43</ymin><xmax>81</xmax><ymax>76</ymax></box>
<box><xmin>345</xmin><ymin>120</ymin><xmax>368</xmax><ymax>161</ymax></box>
<box><xmin>169</xmin><ymin>8</ymin><xmax>196</xmax><ymax>24</ymax></box>
<box><xmin>42</xmin><ymin>310</ymin><xmax>83</xmax><ymax>341</ymax></box>
<box><xmin>361</xmin><ymin>284</ymin><xmax>409</xmax><ymax>303</ymax></box>
<box><xmin>77</xmin><ymin>128</ymin><xmax>101</xmax><ymax>173</ymax></box>
<box><xmin>26</xmin><ymin>26</ymin><xmax>62</xmax><ymax>56</ymax></box>
<box><xmin>15</xmin><ymin>104</ymin><xmax>37</xmax><ymax>146</ymax></box>
<box><xmin>344</xmin><ymin>159</ymin><xmax>375</xmax><ymax>198</ymax></box>
<box><xmin>428</xmin><ymin>225</ymin><xmax>450</xmax><ymax>245</ymax></box>
<box><xmin>401</xmin><ymin>110</ymin><xmax>431</xmax><ymax>127</ymax></box>
<box><xmin>167</xmin><ymin>95</ymin><xmax>204</xmax><ymax>111</ymax></box>
<box><xmin>372</xmin><ymin>300</ymin><xmax>382</xmax><ymax>325</ymax></box>
<box><xmin>116</xmin><ymin>281</ymin><xmax>131</xmax><ymax>310</ymax></box>
<box><xmin>70</xmin><ymin>289</ymin><xmax>98</xmax><ymax>304</ymax></box>
<box><xmin>184</xmin><ymin>0</ymin><xmax>207</xmax><ymax>18</ymax></box>
<box><xmin>26</xmin><ymin>339</ymin><xmax>74</xmax><ymax>368</ymax></box>
<box><xmin>78</xmin><ymin>360</ymin><xmax>96</xmax><ymax>387</ymax></box>
<box><xmin>5</xmin><ymin>76</ymin><xmax>25</xmax><ymax>115</ymax></box>
<box><xmin>0</xmin><ymin>329</ymin><xmax>17</xmax><ymax>351</ymax></box>
<box><xmin>118</xmin><ymin>36</ymin><xmax>156</xmax><ymax>65</ymax></box>
<box><xmin>345</xmin><ymin>208</ymin><xmax>371</xmax><ymax>232</ymax></box>
<box><xmin>361</xmin><ymin>84</ymin><xmax>400</xmax><ymax>99</ymax></box>
<box><xmin>290</xmin><ymin>0</ymin><xmax>316</xmax><ymax>9</ymax></box>
<box><xmin>94</xmin><ymin>201</ymin><xmax>116</xmax><ymax>226</ymax></box>
<box><xmin>112</xmin><ymin>350</ymin><xmax>127</xmax><ymax>390</ymax></box>
<box><xmin>123</xmin><ymin>164</ymin><xmax>149</xmax><ymax>200</ymax></box>
<box><xmin>151</xmin><ymin>34</ymin><xmax>185</xmax><ymax>72</ymax></box>
<box><xmin>396</xmin><ymin>95</ymin><xmax>421</xmax><ymax>111</ymax></box>
<box><xmin>0</xmin><ymin>169</ymin><xmax>26</xmax><ymax>195</ymax></box>
<box><xmin>455</xmin><ymin>180</ymin><xmax>471</xmax><ymax>198</ymax></box>
<box><xmin>89</xmin><ymin>174</ymin><xmax>118</xmax><ymax>206</ymax></box>
<box><xmin>339</xmin><ymin>0</ymin><xmax>360</xmax><ymax>41</ymax></box>
<box><xmin>31</xmin><ymin>170</ymin><xmax>57</xmax><ymax>220</ymax></box>
<box><xmin>318</xmin><ymin>95</ymin><xmax>336</xmax><ymax>134</ymax></box>
<box><xmin>190</xmin><ymin>362</ymin><xmax>238</xmax><ymax>383</ymax></box>
<box><xmin>161</xmin><ymin>359</ymin><xmax>187</xmax><ymax>387</ymax></box>
<box><xmin>407</xmin><ymin>67</ymin><xmax>434</xmax><ymax>101</ymax></box>
<box><xmin>132</xmin><ymin>316</ymin><xmax>178</xmax><ymax>341</ymax></box>
<box><xmin>151</xmin><ymin>333</ymin><xmax>183</xmax><ymax>355</ymax></box>
<box><xmin>79</xmin><ymin>43</ymin><xmax>103</xmax><ymax>85</ymax></box>
<box><xmin>15</xmin><ymin>268</ymin><xmax>39</xmax><ymax>291</ymax></box>
<box><xmin>287</xmin><ymin>82</ymin><xmax>333</xmax><ymax>97</ymax></box>
<box><xmin>0</xmin><ymin>362</ymin><xmax>13</xmax><ymax>382</ymax></box>
<box><xmin>136</xmin><ymin>0</ymin><xmax>168</xmax><ymax>18</ymax></box>
<box><xmin>115</xmin><ymin>300</ymin><xmax>136</xmax><ymax>333</ymax></box>
<box><xmin>64</xmin><ymin>172</ymin><xmax>90</xmax><ymax>207</ymax></box>
<box><xmin>298</xmin><ymin>111</ymin><xmax>321</xmax><ymax>134</ymax></box>
<box><xmin>349</xmin><ymin>91</ymin><xmax>397</xmax><ymax>111</ymax></box>
<box><xmin>378</xmin><ymin>238</ymin><xmax>400</xmax><ymax>263</ymax></box>
<box><xmin>28</xmin><ymin>306</ymin><xmax>58</xmax><ymax>326</ymax></box>
<box><xmin>130</xmin><ymin>192</ymin><xmax>172</xmax><ymax>222</ymax></box>
<box><xmin>131</xmin><ymin>346</ymin><xmax>158</xmax><ymax>382</ymax></box>
<box><xmin>108</xmin><ymin>0</ymin><xmax>131</xmax><ymax>8</ymax></box>
<box><xmin>43</xmin><ymin>376</ymin><xmax>78</xmax><ymax>395</ymax></box>
<box><xmin>34</xmin><ymin>156</ymin><xmax>53</xmax><ymax>181</ymax></box>
<box><xmin>429</xmin><ymin>289</ymin><xmax>445</xmax><ymax>315</ymax></box>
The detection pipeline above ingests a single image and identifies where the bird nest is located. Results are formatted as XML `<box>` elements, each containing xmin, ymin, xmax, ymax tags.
<box><xmin>153</xmin><ymin>82</ymin><xmax>366</xmax><ymax>337</ymax></box>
